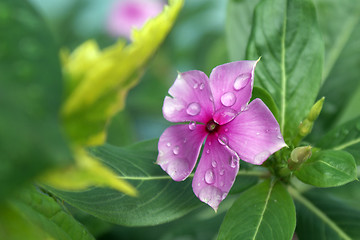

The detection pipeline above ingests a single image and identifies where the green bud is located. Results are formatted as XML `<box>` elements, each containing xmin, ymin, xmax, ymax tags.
<box><xmin>298</xmin><ymin>119</ymin><xmax>312</xmax><ymax>137</ymax></box>
<box><xmin>288</xmin><ymin>146</ymin><xmax>312</xmax><ymax>171</ymax></box>
<box><xmin>308</xmin><ymin>97</ymin><xmax>325</xmax><ymax>122</ymax></box>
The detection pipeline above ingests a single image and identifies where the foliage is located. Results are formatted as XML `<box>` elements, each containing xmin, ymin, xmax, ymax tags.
<box><xmin>1</xmin><ymin>0</ymin><xmax>360</xmax><ymax>239</ymax></box>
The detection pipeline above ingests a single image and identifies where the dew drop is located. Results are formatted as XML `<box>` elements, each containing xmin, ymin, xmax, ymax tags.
<box><xmin>166</xmin><ymin>142</ymin><xmax>171</xmax><ymax>147</ymax></box>
<box><xmin>220</xmin><ymin>92</ymin><xmax>236</xmax><ymax>107</ymax></box>
<box><xmin>218</xmin><ymin>134</ymin><xmax>229</xmax><ymax>145</ymax></box>
<box><xmin>224</xmin><ymin>128</ymin><xmax>229</xmax><ymax>132</ymax></box>
<box><xmin>158</xmin><ymin>151</ymin><xmax>164</xmax><ymax>157</ymax></box>
<box><xmin>193</xmin><ymin>83</ymin><xmax>198</xmax><ymax>89</ymax></box>
<box><xmin>199</xmin><ymin>83</ymin><xmax>205</xmax><ymax>90</ymax></box>
<box><xmin>234</xmin><ymin>73</ymin><xmax>250</xmax><ymax>90</ymax></box>
<box><xmin>198</xmin><ymin>186</ymin><xmax>222</xmax><ymax>208</ymax></box>
<box><xmin>254</xmin><ymin>151</ymin><xmax>270</xmax><ymax>165</ymax></box>
<box><xmin>277</xmin><ymin>134</ymin><xmax>283</xmax><ymax>139</ymax></box>
<box><xmin>219</xmin><ymin>169</ymin><xmax>225</xmax><ymax>176</ymax></box>
<box><xmin>208</xmin><ymin>141</ymin><xmax>212</xmax><ymax>146</ymax></box>
<box><xmin>205</xmin><ymin>169</ymin><xmax>215</xmax><ymax>184</ymax></box>
<box><xmin>256</xmin><ymin>132</ymin><xmax>260</xmax><ymax>136</ymax></box>
<box><xmin>167</xmin><ymin>160</ymin><xmax>189</xmax><ymax>180</ymax></box>
<box><xmin>173</xmin><ymin>146</ymin><xmax>180</xmax><ymax>155</ymax></box>
<box><xmin>189</xmin><ymin>121</ymin><xmax>196</xmax><ymax>130</ymax></box>
<box><xmin>209</xmin><ymin>96</ymin><xmax>214</xmax><ymax>102</ymax></box>
<box><xmin>206</xmin><ymin>149</ymin><xmax>210</xmax><ymax>154</ymax></box>
<box><xmin>222</xmin><ymin>193</ymin><xmax>227</xmax><ymax>200</ymax></box>
<box><xmin>230</xmin><ymin>154</ymin><xmax>239</xmax><ymax>168</ymax></box>
<box><xmin>186</xmin><ymin>102</ymin><xmax>201</xmax><ymax>116</ymax></box>
<box><xmin>212</xmin><ymin>160</ymin><xmax>217</xmax><ymax>168</ymax></box>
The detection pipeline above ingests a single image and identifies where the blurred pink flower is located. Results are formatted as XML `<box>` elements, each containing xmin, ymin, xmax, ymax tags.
<box><xmin>106</xmin><ymin>0</ymin><xmax>164</xmax><ymax>38</ymax></box>
<box><xmin>156</xmin><ymin>61</ymin><xmax>287</xmax><ymax>211</ymax></box>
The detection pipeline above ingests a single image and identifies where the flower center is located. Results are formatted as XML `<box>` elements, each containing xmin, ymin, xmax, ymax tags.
<box><xmin>206</xmin><ymin>120</ymin><xmax>219</xmax><ymax>133</ymax></box>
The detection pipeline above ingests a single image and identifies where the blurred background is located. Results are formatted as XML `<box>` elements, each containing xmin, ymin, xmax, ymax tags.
<box><xmin>30</xmin><ymin>0</ymin><xmax>228</xmax><ymax>146</ymax></box>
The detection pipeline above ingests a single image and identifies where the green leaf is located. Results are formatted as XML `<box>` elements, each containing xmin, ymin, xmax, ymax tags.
<box><xmin>44</xmin><ymin>140</ymin><xmax>203</xmax><ymax>226</ymax></box>
<box><xmin>311</xmin><ymin>181</ymin><xmax>360</xmax><ymax>212</ymax></box>
<box><xmin>250</xmin><ymin>86</ymin><xmax>279</xmax><ymax>121</ymax></box>
<box><xmin>312</xmin><ymin>0</ymin><xmax>360</xmax><ymax>135</ymax></box>
<box><xmin>295</xmin><ymin>150</ymin><xmax>357</xmax><ymax>187</ymax></box>
<box><xmin>246</xmin><ymin>0</ymin><xmax>324</xmax><ymax>142</ymax></box>
<box><xmin>316</xmin><ymin>116</ymin><xmax>360</xmax><ymax>164</ymax></box>
<box><xmin>0</xmin><ymin>186</ymin><xmax>94</xmax><ymax>240</ymax></box>
<box><xmin>337</xmin><ymin>86</ymin><xmax>360</xmax><ymax>126</ymax></box>
<box><xmin>39</xmin><ymin>147</ymin><xmax>138</xmax><ymax>196</ymax></box>
<box><xmin>217</xmin><ymin>180</ymin><xmax>296</xmax><ymax>240</ymax></box>
<box><xmin>226</xmin><ymin>0</ymin><xmax>261</xmax><ymax>61</ymax></box>
<box><xmin>290</xmin><ymin>187</ymin><xmax>360</xmax><ymax>240</ymax></box>
<box><xmin>0</xmin><ymin>0</ymin><xmax>71</xmax><ymax>200</ymax></box>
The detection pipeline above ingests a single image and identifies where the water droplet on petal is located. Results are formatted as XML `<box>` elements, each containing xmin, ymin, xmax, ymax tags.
<box><xmin>220</xmin><ymin>169</ymin><xmax>225</xmax><ymax>176</ymax></box>
<box><xmin>186</xmin><ymin>102</ymin><xmax>201</xmax><ymax>116</ymax></box>
<box><xmin>234</xmin><ymin>73</ymin><xmax>250</xmax><ymax>90</ymax></box>
<box><xmin>256</xmin><ymin>132</ymin><xmax>260</xmax><ymax>136</ymax></box>
<box><xmin>224</xmin><ymin>128</ymin><xmax>229</xmax><ymax>132</ymax></box>
<box><xmin>209</xmin><ymin>96</ymin><xmax>214</xmax><ymax>102</ymax></box>
<box><xmin>206</xmin><ymin>149</ymin><xmax>210</xmax><ymax>154</ymax></box>
<box><xmin>183</xmin><ymin>138</ymin><xmax>187</xmax><ymax>143</ymax></box>
<box><xmin>166</xmin><ymin>142</ymin><xmax>171</xmax><ymax>147</ymax></box>
<box><xmin>222</xmin><ymin>193</ymin><xmax>227</xmax><ymax>200</ymax></box>
<box><xmin>158</xmin><ymin>151</ymin><xmax>164</xmax><ymax>157</ymax></box>
<box><xmin>198</xmin><ymin>186</ymin><xmax>222</xmax><ymax>208</ymax></box>
<box><xmin>230</xmin><ymin>153</ymin><xmax>239</xmax><ymax>168</ymax></box>
<box><xmin>205</xmin><ymin>169</ymin><xmax>215</xmax><ymax>184</ymax></box>
<box><xmin>173</xmin><ymin>146</ymin><xmax>180</xmax><ymax>155</ymax></box>
<box><xmin>208</xmin><ymin>141</ymin><xmax>212</xmax><ymax>146</ymax></box>
<box><xmin>218</xmin><ymin>134</ymin><xmax>229</xmax><ymax>145</ymax></box>
<box><xmin>199</xmin><ymin>83</ymin><xmax>205</xmax><ymax>90</ymax></box>
<box><xmin>189</xmin><ymin>121</ymin><xmax>196</xmax><ymax>130</ymax></box>
<box><xmin>219</xmin><ymin>181</ymin><xmax>224</xmax><ymax>187</ymax></box>
<box><xmin>254</xmin><ymin>151</ymin><xmax>271</xmax><ymax>165</ymax></box>
<box><xmin>167</xmin><ymin>160</ymin><xmax>189</xmax><ymax>180</ymax></box>
<box><xmin>212</xmin><ymin>160</ymin><xmax>217</xmax><ymax>168</ymax></box>
<box><xmin>220</xmin><ymin>92</ymin><xmax>236</xmax><ymax>107</ymax></box>
<box><xmin>277</xmin><ymin>133</ymin><xmax>283</xmax><ymax>139</ymax></box>
<box><xmin>193</xmin><ymin>83</ymin><xmax>198</xmax><ymax>89</ymax></box>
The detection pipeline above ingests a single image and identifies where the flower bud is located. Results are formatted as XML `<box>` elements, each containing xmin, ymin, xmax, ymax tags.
<box><xmin>298</xmin><ymin>119</ymin><xmax>312</xmax><ymax>137</ymax></box>
<box><xmin>308</xmin><ymin>97</ymin><xmax>325</xmax><ymax>122</ymax></box>
<box><xmin>288</xmin><ymin>146</ymin><xmax>312</xmax><ymax>171</ymax></box>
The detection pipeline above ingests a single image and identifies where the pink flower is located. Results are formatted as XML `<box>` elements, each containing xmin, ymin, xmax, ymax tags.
<box><xmin>156</xmin><ymin>61</ymin><xmax>287</xmax><ymax>211</ymax></box>
<box><xmin>106</xmin><ymin>0</ymin><xmax>164</xmax><ymax>39</ymax></box>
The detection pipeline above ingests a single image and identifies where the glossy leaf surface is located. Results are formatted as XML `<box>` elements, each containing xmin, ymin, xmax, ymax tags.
<box><xmin>295</xmin><ymin>150</ymin><xmax>357</xmax><ymax>187</ymax></box>
<box><xmin>246</xmin><ymin>0</ymin><xmax>324</xmax><ymax>141</ymax></box>
<box><xmin>218</xmin><ymin>180</ymin><xmax>296</xmax><ymax>240</ymax></box>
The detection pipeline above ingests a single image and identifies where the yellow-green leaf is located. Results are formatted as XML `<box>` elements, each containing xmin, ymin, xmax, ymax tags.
<box><xmin>39</xmin><ymin>148</ymin><xmax>137</xmax><ymax>197</ymax></box>
<box><xmin>62</xmin><ymin>0</ymin><xmax>184</xmax><ymax>146</ymax></box>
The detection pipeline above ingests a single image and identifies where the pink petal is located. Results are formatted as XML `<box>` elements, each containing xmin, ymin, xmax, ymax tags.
<box><xmin>107</xmin><ymin>0</ymin><xmax>164</xmax><ymax>38</ymax></box>
<box><xmin>163</xmin><ymin>71</ymin><xmax>214</xmax><ymax>123</ymax></box>
<box><xmin>219</xmin><ymin>98</ymin><xmax>287</xmax><ymax>165</ymax></box>
<box><xmin>157</xmin><ymin>124</ymin><xmax>207</xmax><ymax>181</ymax></box>
<box><xmin>192</xmin><ymin>134</ymin><xmax>239</xmax><ymax>211</ymax></box>
<box><xmin>209</xmin><ymin>61</ymin><xmax>258</xmax><ymax>124</ymax></box>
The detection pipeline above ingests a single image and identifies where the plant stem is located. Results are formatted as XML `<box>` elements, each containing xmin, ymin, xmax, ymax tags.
<box><xmin>288</xmin><ymin>186</ymin><xmax>352</xmax><ymax>240</ymax></box>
